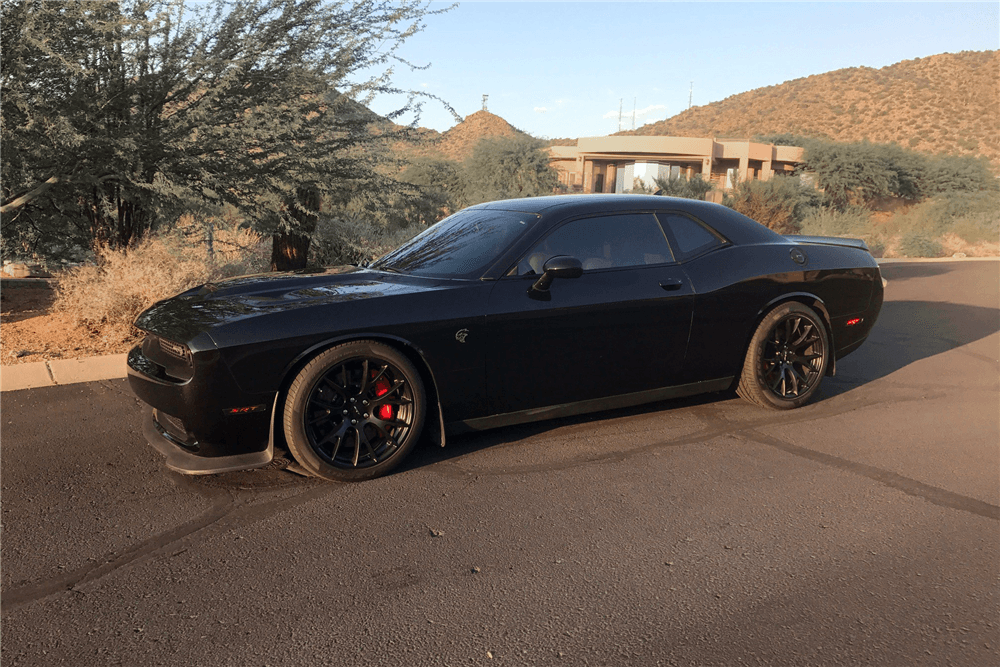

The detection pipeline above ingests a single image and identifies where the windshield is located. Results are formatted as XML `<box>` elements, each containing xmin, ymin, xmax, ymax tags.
<box><xmin>371</xmin><ymin>209</ymin><xmax>538</xmax><ymax>278</ymax></box>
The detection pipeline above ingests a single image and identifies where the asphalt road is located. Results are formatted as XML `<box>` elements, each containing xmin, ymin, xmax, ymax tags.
<box><xmin>2</xmin><ymin>261</ymin><xmax>998</xmax><ymax>667</ymax></box>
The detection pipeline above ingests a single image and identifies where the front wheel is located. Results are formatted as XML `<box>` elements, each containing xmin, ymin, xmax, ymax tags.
<box><xmin>737</xmin><ymin>302</ymin><xmax>830</xmax><ymax>410</ymax></box>
<box><xmin>283</xmin><ymin>341</ymin><xmax>426</xmax><ymax>481</ymax></box>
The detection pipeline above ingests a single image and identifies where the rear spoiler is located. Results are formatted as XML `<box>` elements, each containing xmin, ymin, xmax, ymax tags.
<box><xmin>785</xmin><ymin>235</ymin><xmax>870</xmax><ymax>253</ymax></box>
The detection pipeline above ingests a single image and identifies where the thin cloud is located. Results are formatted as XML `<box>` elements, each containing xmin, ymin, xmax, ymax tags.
<box><xmin>635</xmin><ymin>104</ymin><xmax>666</xmax><ymax>117</ymax></box>
<box><xmin>605</xmin><ymin>103</ymin><xmax>667</xmax><ymax>119</ymax></box>
<box><xmin>534</xmin><ymin>106</ymin><xmax>548</xmax><ymax>113</ymax></box>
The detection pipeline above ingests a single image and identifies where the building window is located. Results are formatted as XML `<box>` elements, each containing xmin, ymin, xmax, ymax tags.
<box><xmin>726</xmin><ymin>168</ymin><xmax>738</xmax><ymax>189</ymax></box>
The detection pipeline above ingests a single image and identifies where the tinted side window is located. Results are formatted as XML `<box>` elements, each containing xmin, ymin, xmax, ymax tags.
<box><xmin>517</xmin><ymin>213</ymin><xmax>673</xmax><ymax>275</ymax></box>
<box><xmin>658</xmin><ymin>213</ymin><xmax>723</xmax><ymax>259</ymax></box>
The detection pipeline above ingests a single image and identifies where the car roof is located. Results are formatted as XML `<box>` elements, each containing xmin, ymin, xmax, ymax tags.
<box><xmin>471</xmin><ymin>194</ymin><xmax>783</xmax><ymax>245</ymax></box>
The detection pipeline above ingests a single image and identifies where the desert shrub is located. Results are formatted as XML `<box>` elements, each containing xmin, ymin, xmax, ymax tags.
<box><xmin>389</xmin><ymin>158</ymin><xmax>463</xmax><ymax>227</ymax></box>
<box><xmin>462</xmin><ymin>135</ymin><xmax>560</xmax><ymax>205</ymax></box>
<box><xmin>798</xmin><ymin>206</ymin><xmax>889</xmax><ymax>256</ymax></box>
<box><xmin>799</xmin><ymin>206</ymin><xmax>873</xmax><ymax>238</ymax></box>
<box><xmin>921</xmin><ymin>154</ymin><xmax>998</xmax><ymax>196</ymax></box>
<box><xmin>723</xmin><ymin>176</ymin><xmax>821</xmax><ymax>234</ymax></box>
<box><xmin>54</xmin><ymin>232</ymin><xmax>267</xmax><ymax>342</ymax></box>
<box><xmin>309</xmin><ymin>216</ymin><xmax>422</xmax><ymax>267</ymax></box>
<box><xmin>652</xmin><ymin>174</ymin><xmax>714</xmax><ymax>200</ymax></box>
<box><xmin>950</xmin><ymin>217</ymin><xmax>998</xmax><ymax>245</ymax></box>
<box><xmin>171</xmin><ymin>212</ymin><xmax>271</xmax><ymax>271</ymax></box>
<box><xmin>897</xmin><ymin>232</ymin><xmax>944</xmax><ymax>258</ymax></box>
<box><xmin>884</xmin><ymin>191</ymin><xmax>1000</xmax><ymax>240</ymax></box>
<box><xmin>627</xmin><ymin>177</ymin><xmax>656</xmax><ymax>194</ymax></box>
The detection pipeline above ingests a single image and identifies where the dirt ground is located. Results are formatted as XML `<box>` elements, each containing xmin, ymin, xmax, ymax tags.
<box><xmin>1</xmin><ymin>280</ymin><xmax>137</xmax><ymax>365</ymax></box>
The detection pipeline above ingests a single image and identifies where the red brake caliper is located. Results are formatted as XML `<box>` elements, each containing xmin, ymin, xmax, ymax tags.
<box><xmin>371</xmin><ymin>371</ymin><xmax>394</xmax><ymax>421</ymax></box>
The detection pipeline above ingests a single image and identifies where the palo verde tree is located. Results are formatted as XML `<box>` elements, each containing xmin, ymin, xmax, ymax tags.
<box><xmin>2</xmin><ymin>0</ymin><xmax>452</xmax><ymax>269</ymax></box>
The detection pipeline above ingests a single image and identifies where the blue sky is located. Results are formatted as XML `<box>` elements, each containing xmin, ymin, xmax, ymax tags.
<box><xmin>367</xmin><ymin>1</ymin><xmax>1000</xmax><ymax>139</ymax></box>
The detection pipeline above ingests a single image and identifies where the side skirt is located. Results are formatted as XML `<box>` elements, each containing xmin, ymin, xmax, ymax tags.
<box><xmin>448</xmin><ymin>377</ymin><xmax>733</xmax><ymax>435</ymax></box>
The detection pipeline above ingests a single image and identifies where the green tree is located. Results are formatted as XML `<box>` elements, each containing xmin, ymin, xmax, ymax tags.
<box><xmin>461</xmin><ymin>135</ymin><xmax>559</xmax><ymax>205</ymax></box>
<box><xmin>393</xmin><ymin>157</ymin><xmax>463</xmax><ymax>227</ymax></box>
<box><xmin>801</xmin><ymin>140</ymin><xmax>899</xmax><ymax>209</ymax></box>
<box><xmin>2</xmin><ymin>0</ymin><xmax>449</xmax><ymax>269</ymax></box>
<box><xmin>921</xmin><ymin>154</ymin><xmax>998</xmax><ymax>196</ymax></box>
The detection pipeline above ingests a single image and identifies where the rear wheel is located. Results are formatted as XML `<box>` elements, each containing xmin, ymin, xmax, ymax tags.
<box><xmin>283</xmin><ymin>341</ymin><xmax>425</xmax><ymax>481</ymax></box>
<box><xmin>737</xmin><ymin>302</ymin><xmax>829</xmax><ymax>410</ymax></box>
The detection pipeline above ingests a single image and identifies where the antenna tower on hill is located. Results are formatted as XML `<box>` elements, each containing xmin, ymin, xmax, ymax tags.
<box><xmin>688</xmin><ymin>82</ymin><xmax>693</xmax><ymax>110</ymax></box>
<box><xmin>482</xmin><ymin>94</ymin><xmax>488</xmax><ymax>112</ymax></box>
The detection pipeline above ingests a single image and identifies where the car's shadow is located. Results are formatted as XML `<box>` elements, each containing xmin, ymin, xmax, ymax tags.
<box><xmin>397</xmin><ymin>298</ymin><xmax>999</xmax><ymax>474</ymax></box>
<box><xmin>878</xmin><ymin>263</ymin><xmax>954</xmax><ymax>282</ymax></box>
<box><xmin>821</xmin><ymin>299</ymin><xmax>999</xmax><ymax>398</ymax></box>
<box><xmin>396</xmin><ymin>391</ymin><xmax>728</xmax><ymax>474</ymax></box>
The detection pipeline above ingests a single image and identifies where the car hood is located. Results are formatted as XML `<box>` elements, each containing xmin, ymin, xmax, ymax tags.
<box><xmin>134</xmin><ymin>266</ymin><xmax>457</xmax><ymax>347</ymax></box>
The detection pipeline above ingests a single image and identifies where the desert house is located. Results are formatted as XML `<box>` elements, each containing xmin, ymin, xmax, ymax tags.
<box><xmin>550</xmin><ymin>136</ymin><xmax>804</xmax><ymax>201</ymax></box>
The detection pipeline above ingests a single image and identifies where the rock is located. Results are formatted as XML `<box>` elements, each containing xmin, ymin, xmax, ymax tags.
<box><xmin>952</xmin><ymin>252</ymin><xmax>967</xmax><ymax>258</ymax></box>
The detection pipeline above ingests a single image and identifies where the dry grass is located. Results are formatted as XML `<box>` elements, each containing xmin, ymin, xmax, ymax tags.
<box><xmin>54</xmin><ymin>222</ymin><xmax>269</xmax><ymax>344</ymax></box>
<box><xmin>309</xmin><ymin>216</ymin><xmax>422</xmax><ymax>267</ymax></box>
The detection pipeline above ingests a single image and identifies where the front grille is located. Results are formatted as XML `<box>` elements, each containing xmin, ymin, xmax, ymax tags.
<box><xmin>158</xmin><ymin>338</ymin><xmax>190</xmax><ymax>362</ymax></box>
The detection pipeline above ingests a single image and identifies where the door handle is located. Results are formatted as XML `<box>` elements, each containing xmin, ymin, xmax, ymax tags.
<box><xmin>659</xmin><ymin>279</ymin><xmax>683</xmax><ymax>291</ymax></box>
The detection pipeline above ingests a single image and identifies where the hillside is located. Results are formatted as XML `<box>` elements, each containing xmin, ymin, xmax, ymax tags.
<box><xmin>623</xmin><ymin>51</ymin><xmax>1000</xmax><ymax>167</ymax></box>
<box><xmin>397</xmin><ymin>110</ymin><xmax>533</xmax><ymax>162</ymax></box>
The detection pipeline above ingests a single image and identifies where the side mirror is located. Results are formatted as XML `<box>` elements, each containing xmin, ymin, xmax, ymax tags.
<box><xmin>530</xmin><ymin>255</ymin><xmax>583</xmax><ymax>295</ymax></box>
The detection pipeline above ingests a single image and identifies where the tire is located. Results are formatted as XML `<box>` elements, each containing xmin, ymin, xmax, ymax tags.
<box><xmin>283</xmin><ymin>341</ymin><xmax>426</xmax><ymax>481</ymax></box>
<box><xmin>737</xmin><ymin>302</ymin><xmax>830</xmax><ymax>410</ymax></box>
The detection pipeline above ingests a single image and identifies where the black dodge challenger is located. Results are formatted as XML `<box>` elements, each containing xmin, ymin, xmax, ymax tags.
<box><xmin>128</xmin><ymin>194</ymin><xmax>883</xmax><ymax>481</ymax></box>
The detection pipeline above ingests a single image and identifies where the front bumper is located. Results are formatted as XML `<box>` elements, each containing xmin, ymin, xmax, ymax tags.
<box><xmin>128</xmin><ymin>344</ymin><xmax>278</xmax><ymax>474</ymax></box>
<box><xmin>144</xmin><ymin>407</ymin><xmax>275</xmax><ymax>475</ymax></box>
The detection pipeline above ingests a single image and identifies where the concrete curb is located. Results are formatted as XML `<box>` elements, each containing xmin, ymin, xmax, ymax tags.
<box><xmin>1</xmin><ymin>353</ymin><xmax>128</xmax><ymax>392</ymax></box>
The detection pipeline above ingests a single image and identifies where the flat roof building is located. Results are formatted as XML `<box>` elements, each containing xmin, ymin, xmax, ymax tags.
<box><xmin>549</xmin><ymin>136</ymin><xmax>804</xmax><ymax>201</ymax></box>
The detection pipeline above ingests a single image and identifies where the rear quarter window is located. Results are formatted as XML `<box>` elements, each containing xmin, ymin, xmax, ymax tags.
<box><xmin>657</xmin><ymin>212</ymin><xmax>726</xmax><ymax>260</ymax></box>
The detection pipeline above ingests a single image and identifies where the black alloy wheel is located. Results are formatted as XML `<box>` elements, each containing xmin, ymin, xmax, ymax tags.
<box><xmin>284</xmin><ymin>341</ymin><xmax>425</xmax><ymax>481</ymax></box>
<box><xmin>737</xmin><ymin>302</ymin><xmax>829</xmax><ymax>410</ymax></box>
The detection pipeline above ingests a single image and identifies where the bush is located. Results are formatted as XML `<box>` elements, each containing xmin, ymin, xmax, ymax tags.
<box><xmin>882</xmin><ymin>191</ymin><xmax>1000</xmax><ymax>241</ymax></box>
<box><xmin>799</xmin><ymin>206</ymin><xmax>873</xmax><ymax>238</ymax></box>
<box><xmin>798</xmin><ymin>206</ymin><xmax>889</xmax><ymax>256</ymax></box>
<box><xmin>652</xmin><ymin>174</ymin><xmax>714</xmax><ymax>200</ymax></box>
<box><xmin>54</xmin><ymin>232</ymin><xmax>268</xmax><ymax>342</ymax></box>
<box><xmin>897</xmin><ymin>232</ymin><xmax>944</xmax><ymax>258</ymax></box>
<box><xmin>723</xmin><ymin>176</ymin><xmax>821</xmax><ymax>234</ymax></box>
<box><xmin>921</xmin><ymin>154</ymin><xmax>998</xmax><ymax>196</ymax></box>
<box><xmin>309</xmin><ymin>216</ymin><xmax>422</xmax><ymax>267</ymax></box>
<box><xmin>462</xmin><ymin>135</ymin><xmax>560</xmax><ymax>205</ymax></box>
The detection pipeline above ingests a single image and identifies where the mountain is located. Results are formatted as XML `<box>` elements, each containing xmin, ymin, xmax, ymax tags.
<box><xmin>622</xmin><ymin>51</ymin><xmax>1000</xmax><ymax>167</ymax></box>
<box><xmin>397</xmin><ymin>110</ymin><xmax>533</xmax><ymax>162</ymax></box>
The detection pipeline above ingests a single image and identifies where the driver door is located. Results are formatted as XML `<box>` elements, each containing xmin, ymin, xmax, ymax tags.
<box><xmin>485</xmin><ymin>213</ymin><xmax>694</xmax><ymax>415</ymax></box>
